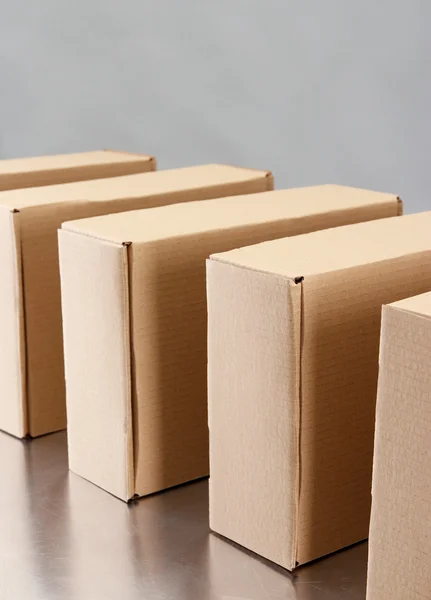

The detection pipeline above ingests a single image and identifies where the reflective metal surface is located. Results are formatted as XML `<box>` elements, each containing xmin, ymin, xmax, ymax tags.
<box><xmin>0</xmin><ymin>431</ymin><xmax>367</xmax><ymax>599</ymax></box>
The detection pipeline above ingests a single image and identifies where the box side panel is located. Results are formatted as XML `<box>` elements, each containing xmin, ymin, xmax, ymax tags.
<box><xmin>21</xmin><ymin>205</ymin><xmax>77</xmax><ymax>436</ymax></box>
<box><xmin>130</xmin><ymin>223</ymin><xmax>305</xmax><ymax>499</ymax></box>
<box><xmin>297</xmin><ymin>251</ymin><xmax>431</xmax><ymax>565</ymax></box>
<box><xmin>367</xmin><ymin>305</ymin><xmax>431</xmax><ymax>600</ymax></box>
<box><xmin>0</xmin><ymin>208</ymin><xmax>26</xmax><ymax>437</ymax></box>
<box><xmin>130</xmin><ymin>236</ymin><xmax>212</xmax><ymax>497</ymax></box>
<box><xmin>59</xmin><ymin>230</ymin><xmax>133</xmax><ymax>501</ymax></box>
<box><xmin>0</xmin><ymin>155</ymin><xmax>155</xmax><ymax>191</ymax></box>
<box><xmin>207</xmin><ymin>260</ymin><xmax>301</xmax><ymax>571</ymax></box>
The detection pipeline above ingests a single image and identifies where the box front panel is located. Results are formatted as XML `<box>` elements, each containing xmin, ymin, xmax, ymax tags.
<box><xmin>367</xmin><ymin>305</ymin><xmax>431</xmax><ymax>600</ymax></box>
<box><xmin>129</xmin><ymin>237</ymin><xmax>212</xmax><ymax>496</ymax></box>
<box><xmin>298</xmin><ymin>252</ymin><xmax>431</xmax><ymax>565</ymax></box>
<box><xmin>207</xmin><ymin>260</ymin><xmax>301</xmax><ymax>571</ymax></box>
<box><xmin>59</xmin><ymin>230</ymin><xmax>133</xmax><ymax>501</ymax></box>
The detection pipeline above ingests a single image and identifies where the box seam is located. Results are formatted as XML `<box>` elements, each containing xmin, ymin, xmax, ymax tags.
<box><xmin>12</xmin><ymin>209</ymin><xmax>30</xmax><ymax>437</ymax></box>
<box><xmin>293</xmin><ymin>277</ymin><xmax>304</xmax><ymax>568</ymax></box>
<box><xmin>122</xmin><ymin>242</ymin><xmax>136</xmax><ymax>500</ymax></box>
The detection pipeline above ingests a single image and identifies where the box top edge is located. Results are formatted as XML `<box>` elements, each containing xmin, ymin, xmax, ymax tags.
<box><xmin>386</xmin><ymin>291</ymin><xmax>431</xmax><ymax>319</ymax></box>
<box><xmin>59</xmin><ymin>186</ymin><xmax>399</xmax><ymax>246</ymax></box>
<box><xmin>210</xmin><ymin>212</ymin><xmax>430</xmax><ymax>278</ymax></box>
<box><xmin>0</xmin><ymin>163</ymin><xmax>268</xmax><ymax>210</ymax></box>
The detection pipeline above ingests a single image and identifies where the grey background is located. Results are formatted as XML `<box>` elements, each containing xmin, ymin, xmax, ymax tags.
<box><xmin>1</xmin><ymin>0</ymin><xmax>430</xmax><ymax>213</ymax></box>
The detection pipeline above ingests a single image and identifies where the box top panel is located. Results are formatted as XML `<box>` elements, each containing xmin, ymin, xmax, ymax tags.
<box><xmin>210</xmin><ymin>211</ymin><xmax>430</xmax><ymax>279</ymax></box>
<box><xmin>0</xmin><ymin>164</ymin><xmax>267</xmax><ymax>211</ymax></box>
<box><xmin>0</xmin><ymin>150</ymin><xmax>151</xmax><ymax>176</ymax></box>
<box><xmin>62</xmin><ymin>184</ymin><xmax>397</xmax><ymax>244</ymax></box>
<box><xmin>388</xmin><ymin>291</ymin><xmax>431</xmax><ymax>319</ymax></box>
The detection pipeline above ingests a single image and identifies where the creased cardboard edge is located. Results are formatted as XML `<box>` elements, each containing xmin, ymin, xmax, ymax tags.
<box><xmin>0</xmin><ymin>206</ymin><xmax>28</xmax><ymax>437</ymax></box>
<box><xmin>14</xmin><ymin>209</ymin><xmax>29</xmax><ymax>436</ymax></box>
<box><xmin>292</xmin><ymin>276</ymin><xmax>304</xmax><ymax>568</ymax></box>
<box><xmin>366</xmin><ymin>303</ymin><xmax>395</xmax><ymax>599</ymax></box>
<box><xmin>120</xmin><ymin>240</ymin><xmax>136</xmax><ymax>501</ymax></box>
<box><xmin>390</xmin><ymin>304</ymin><xmax>431</xmax><ymax>321</ymax></box>
<box><xmin>103</xmin><ymin>149</ymin><xmax>157</xmax><ymax>172</ymax></box>
<box><xmin>224</xmin><ymin>166</ymin><xmax>273</xmax><ymax>189</ymax></box>
<box><xmin>0</xmin><ymin>152</ymin><xmax>157</xmax><ymax>190</ymax></box>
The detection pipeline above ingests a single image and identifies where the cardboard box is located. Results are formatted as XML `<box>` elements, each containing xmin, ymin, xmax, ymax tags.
<box><xmin>0</xmin><ymin>164</ymin><xmax>272</xmax><ymax>439</ymax></box>
<box><xmin>207</xmin><ymin>210</ymin><xmax>431</xmax><ymax>570</ymax></box>
<box><xmin>366</xmin><ymin>292</ymin><xmax>431</xmax><ymax>600</ymax></box>
<box><xmin>0</xmin><ymin>149</ymin><xmax>156</xmax><ymax>191</ymax></box>
<box><xmin>58</xmin><ymin>184</ymin><xmax>400</xmax><ymax>501</ymax></box>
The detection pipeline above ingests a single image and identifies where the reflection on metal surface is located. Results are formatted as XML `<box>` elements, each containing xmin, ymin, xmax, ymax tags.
<box><xmin>0</xmin><ymin>431</ymin><xmax>367</xmax><ymax>599</ymax></box>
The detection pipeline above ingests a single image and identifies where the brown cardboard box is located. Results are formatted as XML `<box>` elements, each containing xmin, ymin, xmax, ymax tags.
<box><xmin>0</xmin><ymin>150</ymin><xmax>156</xmax><ymax>191</ymax></box>
<box><xmin>59</xmin><ymin>185</ymin><xmax>400</xmax><ymax>501</ymax></box>
<box><xmin>207</xmin><ymin>211</ymin><xmax>431</xmax><ymax>571</ymax></box>
<box><xmin>366</xmin><ymin>292</ymin><xmax>431</xmax><ymax>600</ymax></box>
<box><xmin>0</xmin><ymin>164</ymin><xmax>272</xmax><ymax>439</ymax></box>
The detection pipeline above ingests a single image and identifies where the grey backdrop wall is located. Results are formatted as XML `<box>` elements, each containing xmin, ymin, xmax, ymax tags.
<box><xmin>1</xmin><ymin>0</ymin><xmax>430</xmax><ymax>213</ymax></box>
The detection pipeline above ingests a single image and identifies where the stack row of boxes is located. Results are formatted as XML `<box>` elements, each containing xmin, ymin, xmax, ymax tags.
<box><xmin>0</xmin><ymin>149</ymin><xmax>429</xmax><ymax>599</ymax></box>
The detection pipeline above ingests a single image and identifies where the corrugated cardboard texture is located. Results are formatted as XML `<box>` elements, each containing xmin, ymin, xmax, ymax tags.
<box><xmin>0</xmin><ymin>149</ymin><xmax>156</xmax><ymax>191</ymax></box>
<box><xmin>367</xmin><ymin>294</ymin><xmax>431</xmax><ymax>600</ymax></box>
<box><xmin>1</xmin><ymin>164</ymin><xmax>271</xmax><ymax>438</ymax></box>
<box><xmin>60</xmin><ymin>185</ymin><xmax>400</xmax><ymax>501</ymax></box>
<box><xmin>208</xmin><ymin>211</ymin><xmax>431</xmax><ymax>569</ymax></box>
